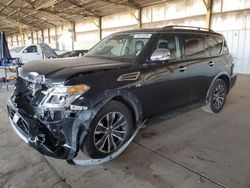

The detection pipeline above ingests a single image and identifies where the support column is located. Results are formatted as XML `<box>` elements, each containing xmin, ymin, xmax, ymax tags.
<box><xmin>90</xmin><ymin>17</ymin><xmax>102</xmax><ymax>40</ymax></box>
<box><xmin>203</xmin><ymin>0</ymin><xmax>213</xmax><ymax>29</ymax></box>
<box><xmin>19</xmin><ymin>24</ymin><xmax>25</xmax><ymax>45</ymax></box>
<box><xmin>55</xmin><ymin>26</ymin><xmax>59</xmax><ymax>49</ymax></box>
<box><xmin>36</xmin><ymin>31</ymin><xmax>39</xmax><ymax>44</ymax></box>
<box><xmin>31</xmin><ymin>32</ymin><xmax>34</xmax><ymax>44</ymax></box>
<box><xmin>10</xmin><ymin>36</ymin><xmax>13</xmax><ymax>46</ymax></box>
<box><xmin>71</xmin><ymin>22</ymin><xmax>76</xmax><ymax>50</ymax></box>
<box><xmin>16</xmin><ymin>35</ymin><xmax>19</xmax><ymax>46</ymax></box>
<box><xmin>127</xmin><ymin>7</ymin><xmax>142</xmax><ymax>29</ymax></box>
<box><xmin>41</xmin><ymin>29</ymin><xmax>44</xmax><ymax>43</ymax></box>
<box><xmin>99</xmin><ymin>17</ymin><xmax>102</xmax><ymax>40</ymax></box>
<box><xmin>138</xmin><ymin>8</ymin><xmax>142</xmax><ymax>28</ymax></box>
<box><xmin>48</xmin><ymin>28</ymin><xmax>51</xmax><ymax>43</ymax></box>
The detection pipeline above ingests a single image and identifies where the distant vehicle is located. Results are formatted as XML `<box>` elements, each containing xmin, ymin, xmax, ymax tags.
<box><xmin>58</xmin><ymin>50</ymin><xmax>88</xmax><ymax>58</ymax></box>
<box><xmin>10</xmin><ymin>43</ymin><xmax>57</xmax><ymax>64</ymax></box>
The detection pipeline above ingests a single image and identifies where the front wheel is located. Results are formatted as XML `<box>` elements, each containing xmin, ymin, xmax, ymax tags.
<box><xmin>203</xmin><ymin>79</ymin><xmax>228</xmax><ymax>113</ymax></box>
<box><xmin>82</xmin><ymin>101</ymin><xmax>134</xmax><ymax>159</ymax></box>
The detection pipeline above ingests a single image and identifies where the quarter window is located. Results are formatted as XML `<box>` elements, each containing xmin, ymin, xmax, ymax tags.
<box><xmin>206</xmin><ymin>35</ymin><xmax>223</xmax><ymax>56</ymax></box>
<box><xmin>183</xmin><ymin>34</ymin><xmax>209</xmax><ymax>59</ymax></box>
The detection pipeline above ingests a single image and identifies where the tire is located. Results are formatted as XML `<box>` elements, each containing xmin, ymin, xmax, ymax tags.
<box><xmin>82</xmin><ymin>101</ymin><xmax>134</xmax><ymax>159</ymax></box>
<box><xmin>203</xmin><ymin>79</ymin><xmax>228</xmax><ymax>113</ymax></box>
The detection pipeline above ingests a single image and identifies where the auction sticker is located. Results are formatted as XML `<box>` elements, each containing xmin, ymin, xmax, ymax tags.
<box><xmin>134</xmin><ymin>34</ymin><xmax>152</xmax><ymax>39</ymax></box>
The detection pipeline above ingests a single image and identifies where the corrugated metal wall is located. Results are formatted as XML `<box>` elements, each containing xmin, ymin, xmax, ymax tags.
<box><xmin>221</xmin><ymin>30</ymin><xmax>250</xmax><ymax>74</ymax></box>
<box><xmin>6</xmin><ymin>0</ymin><xmax>250</xmax><ymax>74</ymax></box>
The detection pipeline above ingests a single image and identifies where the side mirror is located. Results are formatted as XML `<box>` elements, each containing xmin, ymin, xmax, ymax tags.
<box><xmin>23</xmin><ymin>49</ymin><xmax>28</xmax><ymax>53</ymax></box>
<box><xmin>150</xmin><ymin>48</ymin><xmax>171</xmax><ymax>62</ymax></box>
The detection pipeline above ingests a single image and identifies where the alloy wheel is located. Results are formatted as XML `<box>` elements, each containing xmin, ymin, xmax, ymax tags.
<box><xmin>93</xmin><ymin>112</ymin><xmax>128</xmax><ymax>153</ymax></box>
<box><xmin>212</xmin><ymin>84</ymin><xmax>226</xmax><ymax>110</ymax></box>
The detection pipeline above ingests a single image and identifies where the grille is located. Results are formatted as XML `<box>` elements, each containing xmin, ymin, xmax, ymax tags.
<box><xmin>16</xmin><ymin>118</ymin><xmax>29</xmax><ymax>137</ymax></box>
<box><xmin>8</xmin><ymin>107</ymin><xmax>15</xmax><ymax>120</ymax></box>
<box><xmin>8</xmin><ymin>106</ymin><xmax>29</xmax><ymax>137</ymax></box>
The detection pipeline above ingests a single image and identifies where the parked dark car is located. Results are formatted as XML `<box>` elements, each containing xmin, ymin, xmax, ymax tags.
<box><xmin>7</xmin><ymin>26</ymin><xmax>237</xmax><ymax>164</ymax></box>
<box><xmin>58</xmin><ymin>50</ymin><xmax>88</xmax><ymax>58</ymax></box>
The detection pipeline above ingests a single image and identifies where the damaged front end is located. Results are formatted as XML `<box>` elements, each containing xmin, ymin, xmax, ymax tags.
<box><xmin>7</xmin><ymin>72</ymin><xmax>96</xmax><ymax>161</ymax></box>
<box><xmin>7</xmin><ymin>71</ymin><xmax>144</xmax><ymax>165</ymax></box>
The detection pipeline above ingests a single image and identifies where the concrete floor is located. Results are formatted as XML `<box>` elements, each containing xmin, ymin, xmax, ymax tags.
<box><xmin>0</xmin><ymin>75</ymin><xmax>250</xmax><ymax>188</ymax></box>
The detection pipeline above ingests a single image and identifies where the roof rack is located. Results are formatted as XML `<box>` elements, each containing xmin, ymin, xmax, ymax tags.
<box><xmin>162</xmin><ymin>25</ymin><xmax>214</xmax><ymax>32</ymax></box>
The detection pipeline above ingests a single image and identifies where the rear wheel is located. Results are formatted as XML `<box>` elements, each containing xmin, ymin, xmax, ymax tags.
<box><xmin>82</xmin><ymin>101</ymin><xmax>134</xmax><ymax>159</ymax></box>
<box><xmin>203</xmin><ymin>79</ymin><xmax>227</xmax><ymax>113</ymax></box>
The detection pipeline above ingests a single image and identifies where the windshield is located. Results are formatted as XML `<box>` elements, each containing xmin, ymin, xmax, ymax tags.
<box><xmin>10</xmin><ymin>46</ymin><xmax>25</xmax><ymax>53</ymax></box>
<box><xmin>86</xmin><ymin>33</ymin><xmax>152</xmax><ymax>61</ymax></box>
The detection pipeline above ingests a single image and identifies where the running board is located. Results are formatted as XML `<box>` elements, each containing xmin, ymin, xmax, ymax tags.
<box><xmin>67</xmin><ymin>120</ymin><xmax>147</xmax><ymax>166</ymax></box>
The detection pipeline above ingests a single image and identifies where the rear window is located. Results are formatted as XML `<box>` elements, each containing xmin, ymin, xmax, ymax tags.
<box><xmin>183</xmin><ymin>34</ymin><xmax>209</xmax><ymax>59</ymax></box>
<box><xmin>206</xmin><ymin>35</ymin><xmax>223</xmax><ymax>56</ymax></box>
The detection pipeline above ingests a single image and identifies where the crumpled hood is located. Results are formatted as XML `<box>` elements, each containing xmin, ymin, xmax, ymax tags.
<box><xmin>19</xmin><ymin>56</ymin><xmax>131</xmax><ymax>82</ymax></box>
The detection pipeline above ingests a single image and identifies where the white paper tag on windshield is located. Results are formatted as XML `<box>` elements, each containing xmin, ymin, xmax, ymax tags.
<box><xmin>134</xmin><ymin>34</ymin><xmax>152</xmax><ymax>39</ymax></box>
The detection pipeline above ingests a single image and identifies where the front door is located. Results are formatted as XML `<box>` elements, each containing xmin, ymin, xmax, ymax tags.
<box><xmin>133</xmin><ymin>34</ymin><xmax>190</xmax><ymax>117</ymax></box>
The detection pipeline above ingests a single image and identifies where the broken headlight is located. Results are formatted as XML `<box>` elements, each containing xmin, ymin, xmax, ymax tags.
<box><xmin>40</xmin><ymin>85</ymin><xmax>89</xmax><ymax>109</ymax></box>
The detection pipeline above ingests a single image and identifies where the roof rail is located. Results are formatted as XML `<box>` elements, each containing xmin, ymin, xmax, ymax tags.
<box><xmin>162</xmin><ymin>25</ymin><xmax>214</xmax><ymax>32</ymax></box>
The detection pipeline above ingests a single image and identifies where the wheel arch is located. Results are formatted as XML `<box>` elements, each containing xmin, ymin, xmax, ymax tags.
<box><xmin>111</xmin><ymin>95</ymin><xmax>142</xmax><ymax>129</ymax></box>
<box><xmin>70</xmin><ymin>90</ymin><xmax>144</xmax><ymax>159</ymax></box>
<box><xmin>217</xmin><ymin>75</ymin><xmax>230</xmax><ymax>92</ymax></box>
<box><xmin>97</xmin><ymin>90</ymin><xmax>143</xmax><ymax>128</ymax></box>
<box><xmin>206</xmin><ymin>72</ymin><xmax>231</xmax><ymax>102</ymax></box>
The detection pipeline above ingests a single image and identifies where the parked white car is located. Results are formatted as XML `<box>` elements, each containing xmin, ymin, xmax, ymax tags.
<box><xmin>10</xmin><ymin>43</ymin><xmax>57</xmax><ymax>64</ymax></box>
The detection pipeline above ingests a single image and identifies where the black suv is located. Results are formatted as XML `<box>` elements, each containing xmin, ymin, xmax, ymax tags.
<box><xmin>7</xmin><ymin>26</ymin><xmax>237</xmax><ymax>164</ymax></box>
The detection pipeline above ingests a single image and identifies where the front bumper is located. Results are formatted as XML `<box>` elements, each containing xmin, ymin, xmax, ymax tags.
<box><xmin>7</xmin><ymin>98</ymin><xmax>88</xmax><ymax>160</ymax></box>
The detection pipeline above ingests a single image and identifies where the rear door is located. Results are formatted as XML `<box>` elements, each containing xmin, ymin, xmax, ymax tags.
<box><xmin>181</xmin><ymin>33</ymin><xmax>213</xmax><ymax>103</ymax></box>
<box><xmin>205</xmin><ymin>34</ymin><xmax>225</xmax><ymax>74</ymax></box>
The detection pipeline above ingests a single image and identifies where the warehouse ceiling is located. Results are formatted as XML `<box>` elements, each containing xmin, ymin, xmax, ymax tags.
<box><xmin>0</xmin><ymin>0</ymin><xmax>168</xmax><ymax>35</ymax></box>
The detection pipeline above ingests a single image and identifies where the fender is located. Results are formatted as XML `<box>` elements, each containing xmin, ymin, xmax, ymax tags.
<box><xmin>205</xmin><ymin>71</ymin><xmax>231</xmax><ymax>103</ymax></box>
<box><xmin>71</xmin><ymin>89</ymin><xmax>143</xmax><ymax>159</ymax></box>
<box><xmin>88</xmin><ymin>89</ymin><xmax>143</xmax><ymax>126</ymax></box>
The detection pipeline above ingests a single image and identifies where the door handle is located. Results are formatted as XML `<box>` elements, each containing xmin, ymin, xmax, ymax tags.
<box><xmin>208</xmin><ymin>61</ymin><xmax>215</xmax><ymax>66</ymax></box>
<box><xmin>178</xmin><ymin>66</ymin><xmax>187</xmax><ymax>72</ymax></box>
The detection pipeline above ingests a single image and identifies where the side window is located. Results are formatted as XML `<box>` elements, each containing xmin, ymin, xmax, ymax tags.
<box><xmin>154</xmin><ymin>35</ymin><xmax>181</xmax><ymax>60</ymax></box>
<box><xmin>23</xmin><ymin>45</ymin><xmax>38</xmax><ymax>53</ymax></box>
<box><xmin>133</xmin><ymin>38</ymin><xmax>148</xmax><ymax>56</ymax></box>
<box><xmin>183</xmin><ymin>34</ymin><xmax>209</xmax><ymax>59</ymax></box>
<box><xmin>121</xmin><ymin>38</ymin><xmax>148</xmax><ymax>57</ymax></box>
<box><xmin>206</xmin><ymin>35</ymin><xmax>223</xmax><ymax>56</ymax></box>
